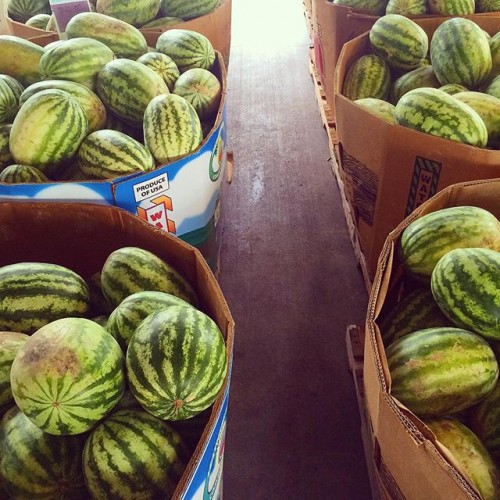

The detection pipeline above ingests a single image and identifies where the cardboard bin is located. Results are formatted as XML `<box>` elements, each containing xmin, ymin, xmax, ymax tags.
<box><xmin>364</xmin><ymin>178</ymin><xmax>500</xmax><ymax>499</ymax></box>
<box><xmin>3</xmin><ymin>0</ymin><xmax>232</xmax><ymax>67</ymax></box>
<box><xmin>0</xmin><ymin>200</ymin><xmax>235</xmax><ymax>500</ymax></box>
<box><xmin>0</xmin><ymin>35</ymin><xmax>229</xmax><ymax>271</ymax></box>
<box><xmin>334</xmin><ymin>16</ymin><xmax>500</xmax><ymax>283</ymax></box>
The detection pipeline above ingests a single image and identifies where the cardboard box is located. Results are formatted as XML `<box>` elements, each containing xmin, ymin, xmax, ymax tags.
<box><xmin>334</xmin><ymin>16</ymin><xmax>500</xmax><ymax>282</ymax></box>
<box><xmin>0</xmin><ymin>35</ymin><xmax>229</xmax><ymax>270</ymax></box>
<box><xmin>3</xmin><ymin>0</ymin><xmax>232</xmax><ymax>67</ymax></box>
<box><xmin>0</xmin><ymin>199</ymin><xmax>235</xmax><ymax>499</ymax></box>
<box><xmin>364</xmin><ymin>178</ymin><xmax>500</xmax><ymax>500</ymax></box>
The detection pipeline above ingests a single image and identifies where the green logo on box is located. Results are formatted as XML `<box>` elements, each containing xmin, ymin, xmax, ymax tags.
<box><xmin>406</xmin><ymin>157</ymin><xmax>441</xmax><ymax>215</ymax></box>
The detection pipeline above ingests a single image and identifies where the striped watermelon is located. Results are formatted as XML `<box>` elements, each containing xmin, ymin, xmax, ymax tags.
<box><xmin>391</xmin><ymin>65</ymin><xmax>440</xmax><ymax>103</ymax></box>
<box><xmin>25</xmin><ymin>12</ymin><xmax>51</xmax><ymax>28</ymax></box>
<box><xmin>96</xmin><ymin>0</ymin><xmax>160</xmax><ymax>26</ymax></box>
<box><xmin>0</xmin><ymin>262</ymin><xmax>90</xmax><ymax>333</ymax></box>
<box><xmin>0</xmin><ymin>125</ymin><xmax>12</xmax><ymax>171</ymax></box>
<box><xmin>486</xmin><ymin>76</ymin><xmax>500</xmax><ymax>100</ymax></box>
<box><xmin>0</xmin><ymin>78</ymin><xmax>18</xmax><ymax>124</ymax></box>
<box><xmin>385</xmin><ymin>0</ymin><xmax>427</xmax><ymax>15</ymax></box>
<box><xmin>353</xmin><ymin>98</ymin><xmax>396</xmax><ymax>124</ymax></box>
<box><xmin>0</xmin><ymin>164</ymin><xmax>49</xmax><ymax>183</ymax></box>
<box><xmin>10</xmin><ymin>89</ymin><xmax>89</xmax><ymax>174</ymax></box>
<box><xmin>428</xmin><ymin>0</ymin><xmax>474</xmax><ymax>14</ymax></box>
<box><xmin>101</xmin><ymin>246</ymin><xmax>198</xmax><ymax>307</ymax></box>
<box><xmin>424</xmin><ymin>417</ymin><xmax>500</xmax><ymax>500</ymax></box>
<box><xmin>96</xmin><ymin>59</ymin><xmax>170</xmax><ymax>127</ymax></box>
<box><xmin>439</xmin><ymin>83</ymin><xmax>469</xmax><ymax>95</ymax></box>
<box><xmin>430</xmin><ymin>18</ymin><xmax>492</xmax><ymax>89</ymax></box>
<box><xmin>141</xmin><ymin>15</ymin><xmax>183</xmax><ymax>28</ymax></box>
<box><xmin>476</xmin><ymin>0</ymin><xmax>500</xmax><ymax>11</ymax></box>
<box><xmin>83</xmin><ymin>409</ymin><xmax>189</xmax><ymax>499</ymax></box>
<box><xmin>6</xmin><ymin>0</ymin><xmax>50</xmax><ymax>23</ymax></box>
<box><xmin>39</xmin><ymin>38</ymin><xmax>115</xmax><ymax>90</ymax></box>
<box><xmin>10</xmin><ymin>317</ymin><xmax>125</xmax><ymax>435</ymax></box>
<box><xmin>106</xmin><ymin>290</ymin><xmax>191</xmax><ymax>349</ymax></box>
<box><xmin>0</xmin><ymin>76</ymin><xmax>24</xmax><ymax>103</ymax></box>
<box><xmin>342</xmin><ymin>55</ymin><xmax>390</xmax><ymax>101</ymax></box>
<box><xmin>387</xmin><ymin>327</ymin><xmax>499</xmax><ymax>416</ymax></box>
<box><xmin>453</xmin><ymin>91</ymin><xmax>500</xmax><ymax>148</ymax></box>
<box><xmin>66</xmin><ymin>12</ymin><xmax>148</xmax><ymax>59</ymax></box>
<box><xmin>20</xmin><ymin>80</ymin><xmax>107</xmax><ymax>133</ymax></box>
<box><xmin>172</xmin><ymin>68</ymin><xmax>221</xmax><ymax>119</ymax></box>
<box><xmin>0</xmin><ymin>407</ymin><xmax>88</xmax><ymax>498</ymax></box>
<box><xmin>431</xmin><ymin>248</ymin><xmax>500</xmax><ymax>340</ymax></box>
<box><xmin>491</xmin><ymin>33</ymin><xmax>500</xmax><ymax>80</ymax></box>
<box><xmin>395</xmin><ymin>88</ymin><xmax>488</xmax><ymax>148</ymax></box>
<box><xmin>126</xmin><ymin>306</ymin><xmax>228</xmax><ymax>420</ymax></box>
<box><xmin>379</xmin><ymin>287</ymin><xmax>451</xmax><ymax>345</ymax></box>
<box><xmin>156</xmin><ymin>29</ymin><xmax>216</xmax><ymax>72</ymax></box>
<box><xmin>0</xmin><ymin>36</ymin><xmax>45</xmax><ymax>86</ymax></box>
<box><xmin>333</xmin><ymin>0</ymin><xmax>387</xmax><ymax>15</ymax></box>
<box><xmin>0</xmin><ymin>333</ymin><xmax>29</xmax><ymax>414</ymax></box>
<box><xmin>137</xmin><ymin>52</ymin><xmax>180</xmax><ymax>91</ymax></box>
<box><xmin>143</xmin><ymin>93</ymin><xmax>203</xmax><ymax>164</ymax></box>
<box><xmin>78</xmin><ymin>129</ymin><xmax>155</xmax><ymax>180</ymax></box>
<box><xmin>159</xmin><ymin>0</ymin><xmax>219</xmax><ymax>19</ymax></box>
<box><xmin>401</xmin><ymin>206</ymin><xmax>500</xmax><ymax>279</ymax></box>
<box><xmin>369</xmin><ymin>15</ymin><xmax>428</xmax><ymax>70</ymax></box>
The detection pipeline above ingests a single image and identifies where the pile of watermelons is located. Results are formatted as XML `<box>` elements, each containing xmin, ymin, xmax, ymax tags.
<box><xmin>7</xmin><ymin>0</ymin><xmax>221</xmax><ymax>30</ymax></box>
<box><xmin>377</xmin><ymin>205</ymin><xmax>500</xmax><ymax>499</ymax></box>
<box><xmin>0</xmin><ymin>21</ymin><xmax>222</xmax><ymax>183</ymax></box>
<box><xmin>342</xmin><ymin>15</ymin><xmax>500</xmax><ymax>149</ymax></box>
<box><xmin>0</xmin><ymin>246</ymin><xmax>228</xmax><ymax>498</ymax></box>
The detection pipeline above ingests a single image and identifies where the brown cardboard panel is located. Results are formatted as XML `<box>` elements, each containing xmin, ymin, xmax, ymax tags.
<box><xmin>364</xmin><ymin>178</ymin><xmax>500</xmax><ymax>499</ymax></box>
<box><xmin>334</xmin><ymin>17</ymin><xmax>500</xmax><ymax>281</ymax></box>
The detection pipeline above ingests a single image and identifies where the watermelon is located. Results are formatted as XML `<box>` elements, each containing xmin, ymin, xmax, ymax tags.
<box><xmin>172</xmin><ymin>67</ymin><xmax>221</xmax><ymax>119</ymax></box>
<box><xmin>0</xmin><ymin>36</ymin><xmax>45</xmax><ymax>86</ymax></box>
<box><xmin>0</xmin><ymin>262</ymin><xmax>90</xmax><ymax>333</ymax></box>
<box><xmin>391</xmin><ymin>65</ymin><xmax>440</xmax><ymax>104</ymax></box>
<box><xmin>96</xmin><ymin>59</ymin><xmax>170</xmax><ymax>127</ymax></box>
<box><xmin>387</xmin><ymin>327</ymin><xmax>499</xmax><ymax>416</ymax></box>
<box><xmin>353</xmin><ymin>98</ymin><xmax>396</xmax><ymax>124</ymax></box>
<box><xmin>486</xmin><ymin>76</ymin><xmax>500</xmax><ymax>100</ymax></box>
<box><xmin>83</xmin><ymin>409</ymin><xmax>189</xmax><ymax>499</ymax></box>
<box><xmin>430</xmin><ymin>18</ymin><xmax>492</xmax><ymax>89</ymax></box>
<box><xmin>141</xmin><ymin>15</ymin><xmax>183</xmax><ymax>28</ymax></box>
<box><xmin>126</xmin><ymin>306</ymin><xmax>228</xmax><ymax>420</ymax></box>
<box><xmin>20</xmin><ymin>80</ymin><xmax>107</xmax><ymax>133</ymax></box>
<box><xmin>137</xmin><ymin>52</ymin><xmax>180</xmax><ymax>91</ymax></box>
<box><xmin>106</xmin><ymin>290</ymin><xmax>191</xmax><ymax>349</ymax></box>
<box><xmin>10</xmin><ymin>317</ymin><xmax>125</xmax><ymax>435</ymax></box>
<box><xmin>96</xmin><ymin>0</ymin><xmax>160</xmax><ymax>26</ymax></box>
<box><xmin>428</xmin><ymin>0</ymin><xmax>475</xmax><ymax>14</ymax></box>
<box><xmin>476</xmin><ymin>0</ymin><xmax>500</xmax><ymax>11</ymax></box>
<box><xmin>424</xmin><ymin>417</ymin><xmax>500</xmax><ymax>500</ymax></box>
<box><xmin>395</xmin><ymin>87</ymin><xmax>488</xmax><ymax>148</ymax></box>
<box><xmin>143</xmin><ymin>93</ymin><xmax>203</xmax><ymax>164</ymax></box>
<box><xmin>156</xmin><ymin>29</ymin><xmax>216</xmax><ymax>72</ymax></box>
<box><xmin>490</xmin><ymin>33</ymin><xmax>500</xmax><ymax>80</ymax></box>
<box><xmin>0</xmin><ymin>332</ymin><xmax>29</xmax><ymax>414</ymax></box>
<box><xmin>431</xmin><ymin>248</ymin><xmax>500</xmax><ymax>341</ymax></box>
<box><xmin>0</xmin><ymin>407</ymin><xmax>88</xmax><ymax>498</ymax></box>
<box><xmin>78</xmin><ymin>129</ymin><xmax>156</xmax><ymax>179</ymax></box>
<box><xmin>439</xmin><ymin>83</ymin><xmax>469</xmax><ymax>95</ymax></box>
<box><xmin>0</xmin><ymin>79</ymin><xmax>17</xmax><ymax>124</ymax></box>
<box><xmin>100</xmin><ymin>246</ymin><xmax>198</xmax><ymax>307</ymax></box>
<box><xmin>0</xmin><ymin>75</ymin><xmax>24</xmax><ymax>103</ymax></box>
<box><xmin>385</xmin><ymin>0</ymin><xmax>427</xmax><ymax>15</ymax></box>
<box><xmin>333</xmin><ymin>0</ymin><xmax>387</xmax><ymax>15</ymax></box>
<box><xmin>342</xmin><ymin>54</ymin><xmax>390</xmax><ymax>101</ymax></box>
<box><xmin>25</xmin><ymin>12</ymin><xmax>51</xmax><ymax>28</ymax></box>
<box><xmin>159</xmin><ymin>0</ymin><xmax>219</xmax><ymax>19</ymax></box>
<box><xmin>0</xmin><ymin>164</ymin><xmax>49</xmax><ymax>183</ymax></box>
<box><xmin>39</xmin><ymin>37</ymin><xmax>115</xmax><ymax>90</ymax></box>
<box><xmin>66</xmin><ymin>12</ymin><xmax>148</xmax><ymax>59</ymax></box>
<box><xmin>0</xmin><ymin>125</ymin><xmax>12</xmax><ymax>171</ymax></box>
<box><xmin>10</xmin><ymin>89</ymin><xmax>89</xmax><ymax>174</ymax></box>
<box><xmin>400</xmin><ymin>206</ymin><xmax>500</xmax><ymax>279</ymax></box>
<box><xmin>378</xmin><ymin>287</ymin><xmax>451</xmax><ymax>345</ymax></box>
<box><xmin>6</xmin><ymin>0</ymin><xmax>50</xmax><ymax>23</ymax></box>
<box><xmin>369</xmin><ymin>15</ymin><xmax>428</xmax><ymax>70</ymax></box>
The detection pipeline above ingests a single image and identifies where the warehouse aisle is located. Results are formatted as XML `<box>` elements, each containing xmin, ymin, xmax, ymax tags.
<box><xmin>218</xmin><ymin>0</ymin><xmax>372</xmax><ymax>498</ymax></box>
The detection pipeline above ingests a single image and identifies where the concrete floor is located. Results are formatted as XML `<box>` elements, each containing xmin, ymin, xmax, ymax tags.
<box><xmin>218</xmin><ymin>0</ymin><xmax>372</xmax><ymax>498</ymax></box>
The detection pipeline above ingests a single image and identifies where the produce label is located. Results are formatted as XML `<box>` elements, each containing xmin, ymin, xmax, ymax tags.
<box><xmin>48</xmin><ymin>0</ymin><xmax>91</xmax><ymax>32</ymax></box>
<box><xmin>405</xmin><ymin>156</ymin><xmax>441</xmax><ymax>215</ymax></box>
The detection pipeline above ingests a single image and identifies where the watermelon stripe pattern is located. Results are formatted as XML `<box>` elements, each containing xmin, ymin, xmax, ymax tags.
<box><xmin>431</xmin><ymin>248</ymin><xmax>500</xmax><ymax>340</ymax></box>
<box><xmin>0</xmin><ymin>407</ymin><xmax>88</xmax><ymax>498</ymax></box>
<box><xmin>126</xmin><ymin>306</ymin><xmax>227</xmax><ymax>420</ymax></box>
<box><xmin>0</xmin><ymin>125</ymin><xmax>12</xmax><ymax>170</ymax></box>
<box><xmin>6</xmin><ymin>0</ymin><xmax>51</xmax><ymax>23</ymax></box>
<box><xmin>430</xmin><ymin>18</ymin><xmax>492</xmax><ymax>89</ymax></box>
<box><xmin>78</xmin><ymin>129</ymin><xmax>155</xmax><ymax>179</ymax></box>
<box><xmin>83</xmin><ymin>409</ymin><xmax>188</xmax><ymax>499</ymax></box>
<box><xmin>144</xmin><ymin>93</ymin><xmax>203</xmax><ymax>164</ymax></box>
<box><xmin>137</xmin><ymin>52</ymin><xmax>180</xmax><ymax>91</ymax></box>
<box><xmin>0</xmin><ymin>79</ymin><xmax>18</xmax><ymax>125</ymax></box>
<box><xmin>428</xmin><ymin>0</ymin><xmax>475</xmax><ymax>14</ymax></box>
<box><xmin>342</xmin><ymin>54</ymin><xmax>390</xmax><ymax>101</ymax></box>
<box><xmin>10</xmin><ymin>318</ymin><xmax>125</xmax><ymax>435</ymax></box>
<box><xmin>96</xmin><ymin>0</ymin><xmax>160</xmax><ymax>27</ymax></box>
<box><xmin>0</xmin><ymin>333</ymin><xmax>28</xmax><ymax>413</ymax></box>
<box><xmin>159</xmin><ymin>0</ymin><xmax>219</xmax><ymax>19</ymax></box>
<box><xmin>387</xmin><ymin>327</ymin><xmax>499</xmax><ymax>416</ymax></box>
<box><xmin>0</xmin><ymin>262</ymin><xmax>89</xmax><ymax>333</ymax></box>
<box><xmin>0</xmin><ymin>164</ymin><xmax>49</xmax><ymax>183</ymax></box>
